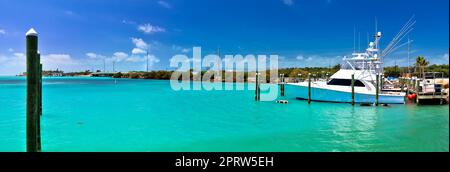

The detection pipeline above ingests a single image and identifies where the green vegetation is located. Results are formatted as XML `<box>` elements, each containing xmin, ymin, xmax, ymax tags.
<box><xmin>383</xmin><ymin>56</ymin><xmax>448</xmax><ymax>77</ymax></box>
<box><xmin>113</xmin><ymin>71</ymin><xmax>173</xmax><ymax>80</ymax></box>
<box><xmin>111</xmin><ymin>64</ymin><xmax>342</xmax><ymax>82</ymax></box>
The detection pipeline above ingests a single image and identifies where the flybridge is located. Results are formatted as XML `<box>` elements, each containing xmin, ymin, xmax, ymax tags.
<box><xmin>342</xmin><ymin>15</ymin><xmax>416</xmax><ymax>75</ymax></box>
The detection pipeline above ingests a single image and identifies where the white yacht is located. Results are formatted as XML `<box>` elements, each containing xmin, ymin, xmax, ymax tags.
<box><xmin>287</xmin><ymin>31</ymin><xmax>407</xmax><ymax>104</ymax></box>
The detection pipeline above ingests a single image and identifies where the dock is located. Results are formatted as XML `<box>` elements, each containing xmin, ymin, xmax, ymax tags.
<box><xmin>404</xmin><ymin>72</ymin><xmax>449</xmax><ymax>105</ymax></box>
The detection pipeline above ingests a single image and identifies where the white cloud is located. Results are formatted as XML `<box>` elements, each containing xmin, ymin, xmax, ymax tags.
<box><xmin>122</xmin><ymin>19</ymin><xmax>136</xmax><ymax>25</ymax></box>
<box><xmin>138</xmin><ymin>23</ymin><xmax>165</xmax><ymax>34</ymax></box>
<box><xmin>86</xmin><ymin>52</ymin><xmax>98</xmax><ymax>59</ymax></box>
<box><xmin>41</xmin><ymin>54</ymin><xmax>77</xmax><ymax>66</ymax></box>
<box><xmin>132</xmin><ymin>48</ymin><xmax>147</xmax><ymax>54</ymax></box>
<box><xmin>112</xmin><ymin>52</ymin><xmax>129</xmax><ymax>62</ymax></box>
<box><xmin>282</xmin><ymin>0</ymin><xmax>294</xmax><ymax>6</ymax></box>
<box><xmin>442</xmin><ymin>53</ymin><xmax>449</xmax><ymax>61</ymax></box>
<box><xmin>158</xmin><ymin>1</ymin><xmax>172</xmax><ymax>9</ymax></box>
<box><xmin>148</xmin><ymin>55</ymin><xmax>160</xmax><ymax>65</ymax></box>
<box><xmin>125</xmin><ymin>55</ymin><xmax>160</xmax><ymax>65</ymax></box>
<box><xmin>279</xmin><ymin>54</ymin><xmax>343</xmax><ymax>68</ymax></box>
<box><xmin>131</xmin><ymin>37</ymin><xmax>149</xmax><ymax>49</ymax></box>
<box><xmin>0</xmin><ymin>29</ymin><xmax>6</xmax><ymax>35</ymax></box>
<box><xmin>0</xmin><ymin>53</ymin><xmax>25</xmax><ymax>75</ymax></box>
<box><xmin>172</xmin><ymin>45</ymin><xmax>191</xmax><ymax>53</ymax></box>
<box><xmin>8</xmin><ymin>48</ymin><xmax>14</xmax><ymax>52</ymax></box>
<box><xmin>295</xmin><ymin>55</ymin><xmax>315</xmax><ymax>61</ymax></box>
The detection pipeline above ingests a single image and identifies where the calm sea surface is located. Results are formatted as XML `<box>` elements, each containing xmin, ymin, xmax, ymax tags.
<box><xmin>0</xmin><ymin>76</ymin><xmax>448</xmax><ymax>152</ymax></box>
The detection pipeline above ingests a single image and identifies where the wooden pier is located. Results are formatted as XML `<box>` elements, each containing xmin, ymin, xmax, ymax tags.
<box><xmin>403</xmin><ymin>73</ymin><xmax>449</xmax><ymax>105</ymax></box>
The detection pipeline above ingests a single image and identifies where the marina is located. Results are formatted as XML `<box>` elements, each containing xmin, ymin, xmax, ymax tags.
<box><xmin>0</xmin><ymin>0</ymin><xmax>448</xmax><ymax>155</ymax></box>
<box><xmin>0</xmin><ymin>76</ymin><xmax>448</xmax><ymax>152</ymax></box>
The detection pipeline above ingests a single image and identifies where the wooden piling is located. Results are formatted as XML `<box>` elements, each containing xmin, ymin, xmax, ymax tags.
<box><xmin>400</xmin><ymin>78</ymin><xmax>404</xmax><ymax>93</ymax></box>
<box><xmin>375</xmin><ymin>74</ymin><xmax>379</xmax><ymax>106</ymax></box>
<box><xmin>26</xmin><ymin>28</ymin><xmax>41</xmax><ymax>152</ymax></box>
<box><xmin>280</xmin><ymin>74</ymin><xmax>285</xmax><ymax>97</ymax></box>
<box><xmin>255</xmin><ymin>72</ymin><xmax>261</xmax><ymax>101</ymax></box>
<box><xmin>257</xmin><ymin>73</ymin><xmax>260</xmax><ymax>101</ymax></box>
<box><xmin>308</xmin><ymin>73</ymin><xmax>311</xmax><ymax>104</ymax></box>
<box><xmin>255</xmin><ymin>72</ymin><xmax>258</xmax><ymax>101</ymax></box>
<box><xmin>351</xmin><ymin>74</ymin><xmax>355</xmax><ymax>106</ymax></box>
<box><xmin>37</xmin><ymin>63</ymin><xmax>42</xmax><ymax>152</ymax></box>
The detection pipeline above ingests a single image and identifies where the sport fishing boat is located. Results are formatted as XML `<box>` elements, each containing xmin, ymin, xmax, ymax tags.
<box><xmin>287</xmin><ymin>20</ymin><xmax>416</xmax><ymax>104</ymax></box>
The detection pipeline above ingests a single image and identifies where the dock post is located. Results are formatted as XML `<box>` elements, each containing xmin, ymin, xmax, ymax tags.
<box><xmin>375</xmin><ymin>74</ymin><xmax>379</xmax><ymax>106</ymax></box>
<box><xmin>308</xmin><ymin>73</ymin><xmax>311</xmax><ymax>104</ymax></box>
<box><xmin>26</xmin><ymin>28</ymin><xmax>41</xmax><ymax>152</ymax></box>
<box><xmin>400</xmin><ymin>78</ymin><xmax>404</xmax><ymax>93</ymax></box>
<box><xmin>415</xmin><ymin>79</ymin><xmax>420</xmax><ymax>103</ymax></box>
<box><xmin>351</xmin><ymin>74</ymin><xmax>355</xmax><ymax>106</ymax></box>
<box><xmin>280</xmin><ymin>74</ymin><xmax>285</xmax><ymax>96</ymax></box>
<box><xmin>255</xmin><ymin>72</ymin><xmax>260</xmax><ymax>101</ymax></box>
<box><xmin>255</xmin><ymin>72</ymin><xmax>258</xmax><ymax>101</ymax></box>
<box><xmin>257</xmin><ymin>73</ymin><xmax>260</xmax><ymax>101</ymax></box>
<box><xmin>37</xmin><ymin>60</ymin><xmax>42</xmax><ymax>152</ymax></box>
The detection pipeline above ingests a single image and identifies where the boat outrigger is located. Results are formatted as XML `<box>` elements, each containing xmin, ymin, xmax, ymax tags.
<box><xmin>287</xmin><ymin>17</ymin><xmax>417</xmax><ymax>104</ymax></box>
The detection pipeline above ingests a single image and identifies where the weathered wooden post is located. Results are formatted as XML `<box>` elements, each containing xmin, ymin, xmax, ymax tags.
<box><xmin>351</xmin><ymin>74</ymin><xmax>355</xmax><ymax>106</ymax></box>
<box><xmin>400</xmin><ymin>78</ymin><xmax>404</xmax><ymax>93</ymax></box>
<box><xmin>37</xmin><ymin>62</ymin><xmax>42</xmax><ymax>152</ymax></box>
<box><xmin>415</xmin><ymin>79</ymin><xmax>420</xmax><ymax>103</ymax></box>
<box><xmin>280</xmin><ymin>74</ymin><xmax>285</xmax><ymax>97</ymax></box>
<box><xmin>375</xmin><ymin>74</ymin><xmax>379</xmax><ymax>106</ymax></box>
<box><xmin>255</xmin><ymin>72</ymin><xmax>261</xmax><ymax>101</ymax></box>
<box><xmin>258</xmin><ymin>73</ymin><xmax>261</xmax><ymax>101</ymax></box>
<box><xmin>26</xmin><ymin>28</ymin><xmax>41</xmax><ymax>152</ymax></box>
<box><xmin>255</xmin><ymin>72</ymin><xmax>258</xmax><ymax>101</ymax></box>
<box><xmin>308</xmin><ymin>73</ymin><xmax>311</xmax><ymax>104</ymax></box>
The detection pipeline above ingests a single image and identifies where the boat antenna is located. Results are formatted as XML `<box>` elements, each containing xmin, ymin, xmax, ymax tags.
<box><xmin>358</xmin><ymin>32</ymin><xmax>361</xmax><ymax>52</ymax></box>
<box><xmin>353</xmin><ymin>26</ymin><xmax>356</xmax><ymax>53</ymax></box>
<box><xmin>407</xmin><ymin>35</ymin><xmax>410</xmax><ymax>74</ymax></box>
<box><xmin>375</xmin><ymin>17</ymin><xmax>378</xmax><ymax>33</ymax></box>
<box><xmin>381</xmin><ymin>15</ymin><xmax>416</xmax><ymax>59</ymax></box>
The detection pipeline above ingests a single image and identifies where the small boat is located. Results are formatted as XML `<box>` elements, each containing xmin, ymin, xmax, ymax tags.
<box><xmin>288</xmin><ymin>29</ymin><xmax>408</xmax><ymax>104</ymax></box>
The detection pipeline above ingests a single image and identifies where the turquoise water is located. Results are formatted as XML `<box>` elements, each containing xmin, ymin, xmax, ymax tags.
<box><xmin>0</xmin><ymin>76</ymin><xmax>448</xmax><ymax>152</ymax></box>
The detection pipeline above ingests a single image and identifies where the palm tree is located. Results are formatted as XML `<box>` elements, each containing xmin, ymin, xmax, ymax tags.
<box><xmin>414</xmin><ymin>56</ymin><xmax>429</xmax><ymax>77</ymax></box>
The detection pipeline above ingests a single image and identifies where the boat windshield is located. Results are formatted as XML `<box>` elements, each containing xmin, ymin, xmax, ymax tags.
<box><xmin>327</xmin><ymin>79</ymin><xmax>365</xmax><ymax>87</ymax></box>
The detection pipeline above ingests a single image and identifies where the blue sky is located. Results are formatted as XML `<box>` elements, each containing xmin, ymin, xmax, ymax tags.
<box><xmin>0</xmin><ymin>0</ymin><xmax>448</xmax><ymax>75</ymax></box>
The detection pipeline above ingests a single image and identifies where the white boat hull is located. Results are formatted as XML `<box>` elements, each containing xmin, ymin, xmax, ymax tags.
<box><xmin>286</xmin><ymin>83</ymin><xmax>405</xmax><ymax>104</ymax></box>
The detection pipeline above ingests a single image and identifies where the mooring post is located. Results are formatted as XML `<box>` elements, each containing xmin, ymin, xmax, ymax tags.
<box><xmin>400</xmin><ymin>78</ymin><xmax>404</xmax><ymax>93</ymax></box>
<box><xmin>380</xmin><ymin>74</ymin><xmax>384</xmax><ymax>91</ymax></box>
<box><xmin>255</xmin><ymin>72</ymin><xmax>258</xmax><ymax>101</ymax></box>
<box><xmin>375</xmin><ymin>74</ymin><xmax>379</xmax><ymax>106</ymax></box>
<box><xmin>257</xmin><ymin>73</ymin><xmax>261</xmax><ymax>101</ymax></box>
<box><xmin>415</xmin><ymin>79</ymin><xmax>420</xmax><ymax>103</ymax></box>
<box><xmin>308</xmin><ymin>73</ymin><xmax>311</xmax><ymax>104</ymax></box>
<box><xmin>351</xmin><ymin>74</ymin><xmax>355</xmax><ymax>106</ymax></box>
<box><xmin>414</xmin><ymin>79</ymin><xmax>420</xmax><ymax>95</ymax></box>
<box><xmin>280</xmin><ymin>74</ymin><xmax>285</xmax><ymax>97</ymax></box>
<box><xmin>255</xmin><ymin>72</ymin><xmax>261</xmax><ymax>101</ymax></box>
<box><xmin>37</xmin><ymin>62</ymin><xmax>42</xmax><ymax>152</ymax></box>
<box><xmin>26</xmin><ymin>28</ymin><xmax>41</xmax><ymax>152</ymax></box>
